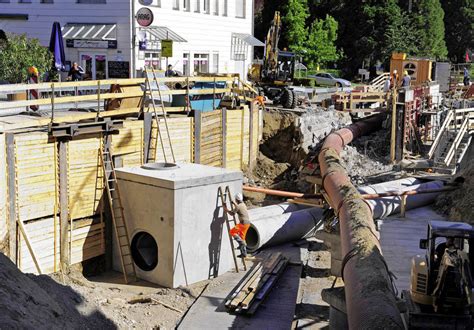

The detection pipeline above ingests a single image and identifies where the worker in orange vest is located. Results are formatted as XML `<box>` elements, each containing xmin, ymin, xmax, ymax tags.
<box><xmin>28</xmin><ymin>66</ymin><xmax>39</xmax><ymax>111</ymax></box>
<box><xmin>225</xmin><ymin>193</ymin><xmax>250</xmax><ymax>258</ymax></box>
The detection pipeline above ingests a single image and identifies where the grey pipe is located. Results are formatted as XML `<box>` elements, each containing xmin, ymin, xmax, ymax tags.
<box><xmin>245</xmin><ymin>207</ymin><xmax>324</xmax><ymax>251</ymax></box>
<box><xmin>247</xmin><ymin>202</ymin><xmax>310</xmax><ymax>221</ymax></box>
<box><xmin>358</xmin><ymin>179</ymin><xmax>444</xmax><ymax>219</ymax></box>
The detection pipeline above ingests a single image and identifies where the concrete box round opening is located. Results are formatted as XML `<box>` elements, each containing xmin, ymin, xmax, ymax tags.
<box><xmin>131</xmin><ymin>231</ymin><xmax>158</xmax><ymax>271</ymax></box>
<box><xmin>141</xmin><ymin>162</ymin><xmax>179</xmax><ymax>170</ymax></box>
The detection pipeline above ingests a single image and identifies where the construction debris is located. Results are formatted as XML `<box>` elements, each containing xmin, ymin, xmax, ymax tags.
<box><xmin>225</xmin><ymin>253</ymin><xmax>288</xmax><ymax>315</ymax></box>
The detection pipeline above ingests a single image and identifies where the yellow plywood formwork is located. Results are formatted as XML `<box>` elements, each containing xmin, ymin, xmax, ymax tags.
<box><xmin>226</xmin><ymin>110</ymin><xmax>244</xmax><ymax>170</ymax></box>
<box><xmin>0</xmin><ymin>135</ymin><xmax>6</xmax><ymax>243</ymax></box>
<box><xmin>241</xmin><ymin>106</ymin><xmax>251</xmax><ymax>167</ymax></box>
<box><xmin>18</xmin><ymin>217</ymin><xmax>59</xmax><ymax>274</ymax></box>
<box><xmin>69</xmin><ymin>217</ymin><xmax>105</xmax><ymax>265</ymax></box>
<box><xmin>18</xmin><ymin>216</ymin><xmax>105</xmax><ymax>273</ymax></box>
<box><xmin>112</xmin><ymin>119</ymin><xmax>144</xmax><ymax>167</ymax></box>
<box><xmin>251</xmin><ymin>104</ymin><xmax>260</xmax><ymax>168</ymax></box>
<box><xmin>155</xmin><ymin>116</ymin><xmax>193</xmax><ymax>163</ymax></box>
<box><xmin>68</xmin><ymin>137</ymin><xmax>103</xmax><ymax>220</ymax></box>
<box><xmin>15</xmin><ymin>133</ymin><xmax>57</xmax><ymax>221</ymax></box>
<box><xmin>200</xmin><ymin>110</ymin><xmax>223</xmax><ymax>167</ymax></box>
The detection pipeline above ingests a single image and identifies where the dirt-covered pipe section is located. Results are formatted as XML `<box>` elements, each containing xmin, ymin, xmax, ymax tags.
<box><xmin>318</xmin><ymin>114</ymin><xmax>404</xmax><ymax>329</ymax></box>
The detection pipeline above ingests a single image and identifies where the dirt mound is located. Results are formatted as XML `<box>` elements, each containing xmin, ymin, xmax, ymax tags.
<box><xmin>435</xmin><ymin>163</ymin><xmax>474</xmax><ymax>221</ymax></box>
<box><xmin>0</xmin><ymin>253</ymin><xmax>114</xmax><ymax>329</ymax></box>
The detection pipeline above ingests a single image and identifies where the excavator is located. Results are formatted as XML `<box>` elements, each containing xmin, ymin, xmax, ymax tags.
<box><xmin>248</xmin><ymin>11</ymin><xmax>297</xmax><ymax>109</ymax></box>
<box><xmin>403</xmin><ymin>220</ymin><xmax>474</xmax><ymax>329</ymax></box>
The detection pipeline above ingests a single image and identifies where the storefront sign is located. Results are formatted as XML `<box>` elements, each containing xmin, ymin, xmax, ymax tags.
<box><xmin>66</xmin><ymin>39</ymin><xmax>117</xmax><ymax>49</ymax></box>
<box><xmin>138</xmin><ymin>0</ymin><xmax>153</xmax><ymax>5</ymax></box>
<box><xmin>161</xmin><ymin>39</ymin><xmax>173</xmax><ymax>57</ymax></box>
<box><xmin>136</xmin><ymin>7</ymin><xmax>154</xmax><ymax>27</ymax></box>
<box><xmin>108</xmin><ymin>61</ymin><xmax>130</xmax><ymax>78</ymax></box>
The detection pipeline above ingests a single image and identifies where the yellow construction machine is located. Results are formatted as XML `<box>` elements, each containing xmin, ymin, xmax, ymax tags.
<box><xmin>248</xmin><ymin>11</ymin><xmax>297</xmax><ymax>109</ymax></box>
<box><xmin>402</xmin><ymin>220</ymin><xmax>474</xmax><ymax>329</ymax></box>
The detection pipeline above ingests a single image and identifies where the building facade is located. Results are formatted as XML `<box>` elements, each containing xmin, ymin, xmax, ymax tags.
<box><xmin>0</xmin><ymin>0</ymin><xmax>259</xmax><ymax>79</ymax></box>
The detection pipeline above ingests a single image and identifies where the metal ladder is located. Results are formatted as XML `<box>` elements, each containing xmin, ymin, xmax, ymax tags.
<box><xmin>100</xmin><ymin>147</ymin><xmax>136</xmax><ymax>283</ymax></box>
<box><xmin>144</xmin><ymin>67</ymin><xmax>175</xmax><ymax>164</ymax></box>
<box><xmin>218</xmin><ymin>186</ymin><xmax>247</xmax><ymax>273</ymax></box>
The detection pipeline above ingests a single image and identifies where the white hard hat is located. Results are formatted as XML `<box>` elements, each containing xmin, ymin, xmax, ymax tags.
<box><xmin>393</xmin><ymin>69</ymin><xmax>397</xmax><ymax>74</ymax></box>
<box><xmin>235</xmin><ymin>193</ymin><xmax>243</xmax><ymax>202</ymax></box>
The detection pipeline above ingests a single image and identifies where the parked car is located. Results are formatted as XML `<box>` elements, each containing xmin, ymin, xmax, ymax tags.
<box><xmin>308</xmin><ymin>72</ymin><xmax>351</xmax><ymax>87</ymax></box>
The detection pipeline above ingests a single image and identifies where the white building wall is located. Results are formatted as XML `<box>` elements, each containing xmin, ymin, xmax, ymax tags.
<box><xmin>0</xmin><ymin>0</ymin><xmax>255</xmax><ymax>79</ymax></box>
<box><xmin>135</xmin><ymin>0</ymin><xmax>254</xmax><ymax>79</ymax></box>
<box><xmin>0</xmin><ymin>0</ymin><xmax>132</xmax><ymax>78</ymax></box>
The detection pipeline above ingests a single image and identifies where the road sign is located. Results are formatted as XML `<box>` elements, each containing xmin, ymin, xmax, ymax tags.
<box><xmin>161</xmin><ymin>39</ymin><xmax>173</xmax><ymax>58</ymax></box>
<box><xmin>136</xmin><ymin>7</ymin><xmax>154</xmax><ymax>27</ymax></box>
<box><xmin>139</xmin><ymin>0</ymin><xmax>153</xmax><ymax>5</ymax></box>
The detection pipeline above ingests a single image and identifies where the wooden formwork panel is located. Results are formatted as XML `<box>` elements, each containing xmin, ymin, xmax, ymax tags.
<box><xmin>18</xmin><ymin>216</ymin><xmax>59</xmax><ymax>274</ymax></box>
<box><xmin>155</xmin><ymin>116</ymin><xmax>193</xmax><ymax>163</ymax></box>
<box><xmin>18</xmin><ymin>216</ymin><xmax>105</xmax><ymax>274</ymax></box>
<box><xmin>112</xmin><ymin>119</ymin><xmax>144</xmax><ymax>167</ymax></box>
<box><xmin>200</xmin><ymin>110</ymin><xmax>223</xmax><ymax>167</ymax></box>
<box><xmin>251</xmin><ymin>105</ymin><xmax>259</xmax><ymax>165</ymax></box>
<box><xmin>0</xmin><ymin>135</ymin><xmax>6</xmax><ymax>243</ymax></box>
<box><xmin>68</xmin><ymin>137</ymin><xmax>103</xmax><ymax>220</ymax></box>
<box><xmin>226</xmin><ymin>110</ymin><xmax>244</xmax><ymax>170</ymax></box>
<box><xmin>69</xmin><ymin>217</ymin><xmax>105</xmax><ymax>265</ymax></box>
<box><xmin>242</xmin><ymin>106</ymin><xmax>251</xmax><ymax>166</ymax></box>
<box><xmin>15</xmin><ymin>133</ymin><xmax>57</xmax><ymax>221</ymax></box>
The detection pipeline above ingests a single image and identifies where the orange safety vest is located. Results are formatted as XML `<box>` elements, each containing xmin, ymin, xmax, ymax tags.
<box><xmin>230</xmin><ymin>223</ymin><xmax>250</xmax><ymax>240</ymax></box>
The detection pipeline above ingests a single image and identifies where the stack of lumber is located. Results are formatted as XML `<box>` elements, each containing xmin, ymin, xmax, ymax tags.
<box><xmin>225</xmin><ymin>253</ymin><xmax>288</xmax><ymax>315</ymax></box>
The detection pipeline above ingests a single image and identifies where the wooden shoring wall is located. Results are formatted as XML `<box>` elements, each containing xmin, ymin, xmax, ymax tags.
<box><xmin>18</xmin><ymin>216</ymin><xmax>59</xmax><ymax>274</ymax></box>
<box><xmin>69</xmin><ymin>217</ymin><xmax>105</xmax><ymax>265</ymax></box>
<box><xmin>15</xmin><ymin>132</ymin><xmax>57</xmax><ymax>221</ymax></box>
<box><xmin>200</xmin><ymin>110</ymin><xmax>224</xmax><ymax>167</ymax></box>
<box><xmin>5</xmin><ymin>106</ymin><xmax>260</xmax><ymax>274</ymax></box>
<box><xmin>155</xmin><ymin>116</ymin><xmax>193</xmax><ymax>163</ymax></box>
<box><xmin>0</xmin><ymin>135</ymin><xmax>6</xmax><ymax>244</ymax></box>
<box><xmin>112</xmin><ymin>119</ymin><xmax>144</xmax><ymax>167</ymax></box>
<box><xmin>67</xmin><ymin>137</ymin><xmax>103</xmax><ymax>220</ymax></box>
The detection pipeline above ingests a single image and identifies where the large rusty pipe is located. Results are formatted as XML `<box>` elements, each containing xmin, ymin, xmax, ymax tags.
<box><xmin>318</xmin><ymin>114</ymin><xmax>404</xmax><ymax>329</ymax></box>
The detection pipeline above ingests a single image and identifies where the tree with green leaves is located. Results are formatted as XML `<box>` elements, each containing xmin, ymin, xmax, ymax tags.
<box><xmin>305</xmin><ymin>15</ymin><xmax>340</xmax><ymax>68</ymax></box>
<box><xmin>412</xmin><ymin>0</ymin><xmax>448</xmax><ymax>59</ymax></box>
<box><xmin>0</xmin><ymin>33</ymin><xmax>52</xmax><ymax>83</ymax></box>
<box><xmin>283</xmin><ymin>0</ymin><xmax>309</xmax><ymax>54</ymax></box>
<box><xmin>441</xmin><ymin>0</ymin><xmax>474</xmax><ymax>62</ymax></box>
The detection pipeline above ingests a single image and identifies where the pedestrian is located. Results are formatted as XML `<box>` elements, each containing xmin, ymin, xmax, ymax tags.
<box><xmin>68</xmin><ymin>62</ymin><xmax>84</xmax><ymax>81</ymax></box>
<box><xmin>390</xmin><ymin>69</ymin><xmax>399</xmax><ymax>89</ymax></box>
<box><xmin>224</xmin><ymin>193</ymin><xmax>250</xmax><ymax>258</ymax></box>
<box><xmin>165</xmin><ymin>64</ymin><xmax>175</xmax><ymax>77</ymax></box>
<box><xmin>464</xmin><ymin>67</ymin><xmax>470</xmax><ymax>86</ymax></box>
<box><xmin>402</xmin><ymin>70</ymin><xmax>411</xmax><ymax>87</ymax></box>
<box><xmin>383</xmin><ymin>76</ymin><xmax>391</xmax><ymax>93</ymax></box>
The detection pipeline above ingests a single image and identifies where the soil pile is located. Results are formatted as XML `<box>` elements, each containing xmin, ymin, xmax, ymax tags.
<box><xmin>0</xmin><ymin>253</ymin><xmax>114</xmax><ymax>329</ymax></box>
<box><xmin>435</xmin><ymin>163</ymin><xmax>474</xmax><ymax>221</ymax></box>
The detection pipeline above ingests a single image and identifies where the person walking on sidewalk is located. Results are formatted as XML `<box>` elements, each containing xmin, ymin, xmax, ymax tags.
<box><xmin>225</xmin><ymin>193</ymin><xmax>251</xmax><ymax>258</ymax></box>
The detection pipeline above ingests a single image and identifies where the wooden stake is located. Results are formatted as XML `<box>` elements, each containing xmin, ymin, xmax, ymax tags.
<box><xmin>390</xmin><ymin>89</ymin><xmax>397</xmax><ymax>163</ymax></box>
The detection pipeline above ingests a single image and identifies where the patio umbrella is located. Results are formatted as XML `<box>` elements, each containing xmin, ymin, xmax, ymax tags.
<box><xmin>49</xmin><ymin>22</ymin><xmax>66</xmax><ymax>72</ymax></box>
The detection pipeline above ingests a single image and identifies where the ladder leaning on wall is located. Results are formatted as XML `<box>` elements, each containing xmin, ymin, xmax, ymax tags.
<box><xmin>100</xmin><ymin>147</ymin><xmax>137</xmax><ymax>283</ymax></box>
<box><xmin>144</xmin><ymin>67</ymin><xmax>176</xmax><ymax>164</ymax></box>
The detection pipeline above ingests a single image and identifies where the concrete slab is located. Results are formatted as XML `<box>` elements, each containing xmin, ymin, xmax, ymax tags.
<box><xmin>178</xmin><ymin>243</ymin><xmax>306</xmax><ymax>330</ymax></box>
<box><xmin>379</xmin><ymin>207</ymin><xmax>447</xmax><ymax>292</ymax></box>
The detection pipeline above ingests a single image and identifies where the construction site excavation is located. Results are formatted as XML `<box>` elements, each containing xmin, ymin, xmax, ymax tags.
<box><xmin>1</xmin><ymin>1</ymin><xmax>474</xmax><ymax>329</ymax></box>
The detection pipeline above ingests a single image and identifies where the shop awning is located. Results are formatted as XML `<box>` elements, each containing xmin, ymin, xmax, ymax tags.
<box><xmin>144</xmin><ymin>27</ymin><xmax>187</xmax><ymax>42</ymax></box>
<box><xmin>232</xmin><ymin>33</ymin><xmax>264</xmax><ymax>47</ymax></box>
<box><xmin>62</xmin><ymin>23</ymin><xmax>117</xmax><ymax>40</ymax></box>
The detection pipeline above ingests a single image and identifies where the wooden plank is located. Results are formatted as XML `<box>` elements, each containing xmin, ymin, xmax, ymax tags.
<box><xmin>194</xmin><ymin>111</ymin><xmax>202</xmax><ymax>163</ymax></box>
<box><xmin>6</xmin><ymin>133</ymin><xmax>17</xmax><ymax>264</ymax></box>
<box><xmin>59</xmin><ymin>141</ymin><xmax>69</xmax><ymax>268</ymax></box>
<box><xmin>222</xmin><ymin>109</ymin><xmax>227</xmax><ymax>168</ymax></box>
